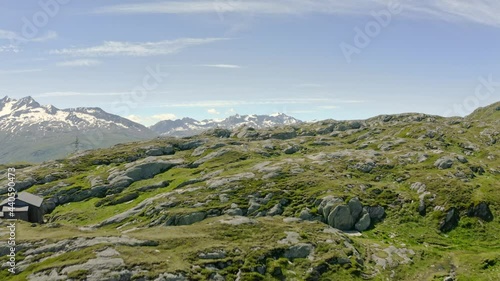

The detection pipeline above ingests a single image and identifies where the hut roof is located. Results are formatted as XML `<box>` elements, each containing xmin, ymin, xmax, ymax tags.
<box><xmin>0</xmin><ymin>192</ymin><xmax>43</xmax><ymax>207</ymax></box>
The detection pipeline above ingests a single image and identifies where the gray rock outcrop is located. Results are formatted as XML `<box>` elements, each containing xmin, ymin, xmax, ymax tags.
<box><xmin>467</xmin><ymin>202</ymin><xmax>493</xmax><ymax>222</ymax></box>
<box><xmin>434</xmin><ymin>157</ymin><xmax>454</xmax><ymax>169</ymax></box>
<box><xmin>176</xmin><ymin>212</ymin><xmax>207</xmax><ymax>226</ymax></box>
<box><xmin>355</xmin><ymin>211</ymin><xmax>371</xmax><ymax>231</ymax></box>
<box><xmin>284</xmin><ymin>243</ymin><xmax>314</xmax><ymax>259</ymax></box>
<box><xmin>328</xmin><ymin>205</ymin><xmax>354</xmax><ymax>231</ymax></box>
<box><xmin>439</xmin><ymin>208</ymin><xmax>460</xmax><ymax>232</ymax></box>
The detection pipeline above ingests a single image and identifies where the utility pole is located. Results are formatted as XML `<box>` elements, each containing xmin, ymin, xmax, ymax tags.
<box><xmin>72</xmin><ymin>136</ymin><xmax>80</xmax><ymax>153</ymax></box>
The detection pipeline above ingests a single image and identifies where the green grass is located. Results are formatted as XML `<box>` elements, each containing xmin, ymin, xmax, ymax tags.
<box><xmin>2</xmin><ymin>104</ymin><xmax>499</xmax><ymax>280</ymax></box>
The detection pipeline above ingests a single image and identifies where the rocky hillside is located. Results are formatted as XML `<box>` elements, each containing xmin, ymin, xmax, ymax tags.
<box><xmin>0</xmin><ymin>96</ymin><xmax>157</xmax><ymax>164</ymax></box>
<box><xmin>0</xmin><ymin>102</ymin><xmax>499</xmax><ymax>281</ymax></box>
<box><xmin>150</xmin><ymin>113</ymin><xmax>301</xmax><ymax>137</ymax></box>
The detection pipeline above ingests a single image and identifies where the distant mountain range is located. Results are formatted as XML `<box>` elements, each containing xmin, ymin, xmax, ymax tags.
<box><xmin>0</xmin><ymin>96</ymin><xmax>156</xmax><ymax>164</ymax></box>
<box><xmin>150</xmin><ymin>113</ymin><xmax>302</xmax><ymax>137</ymax></box>
<box><xmin>0</xmin><ymin>96</ymin><xmax>301</xmax><ymax>163</ymax></box>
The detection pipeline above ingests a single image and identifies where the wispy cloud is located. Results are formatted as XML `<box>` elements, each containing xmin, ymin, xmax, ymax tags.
<box><xmin>202</xmin><ymin>64</ymin><xmax>242</xmax><ymax>69</ymax></box>
<box><xmin>0</xmin><ymin>30</ymin><xmax>57</xmax><ymax>52</ymax></box>
<box><xmin>28</xmin><ymin>31</ymin><xmax>58</xmax><ymax>42</ymax></box>
<box><xmin>207</xmin><ymin>108</ymin><xmax>221</xmax><ymax>114</ymax></box>
<box><xmin>151</xmin><ymin>113</ymin><xmax>177</xmax><ymax>120</ymax></box>
<box><xmin>95</xmin><ymin>1</ymin><xmax>370</xmax><ymax>15</ymax></box>
<box><xmin>56</xmin><ymin>59</ymin><xmax>102</xmax><ymax>67</ymax></box>
<box><xmin>95</xmin><ymin>0</ymin><xmax>500</xmax><ymax>28</ymax></box>
<box><xmin>126</xmin><ymin>115</ymin><xmax>144</xmax><ymax>124</ymax></box>
<box><xmin>50</xmin><ymin>38</ymin><xmax>228</xmax><ymax>57</ymax></box>
<box><xmin>0</xmin><ymin>29</ymin><xmax>18</xmax><ymax>40</ymax></box>
<box><xmin>0</xmin><ymin>30</ymin><xmax>57</xmax><ymax>42</ymax></box>
<box><xmin>0</xmin><ymin>69</ymin><xmax>43</xmax><ymax>74</ymax></box>
<box><xmin>0</xmin><ymin>44</ymin><xmax>19</xmax><ymax>53</ymax></box>
<box><xmin>33</xmin><ymin>91</ymin><xmax>125</xmax><ymax>98</ymax></box>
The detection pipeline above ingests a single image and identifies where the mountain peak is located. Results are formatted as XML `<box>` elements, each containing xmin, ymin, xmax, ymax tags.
<box><xmin>1</xmin><ymin>95</ymin><xmax>11</xmax><ymax>104</ymax></box>
<box><xmin>270</xmin><ymin>112</ymin><xmax>285</xmax><ymax>117</ymax></box>
<box><xmin>14</xmin><ymin>96</ymin><xmax>40</xmax><ymax>109</ymax></box>
<box><xmin>19</xmin><ymin>95</ymin><xmax>34</xmax><ymax>101</ymax></box>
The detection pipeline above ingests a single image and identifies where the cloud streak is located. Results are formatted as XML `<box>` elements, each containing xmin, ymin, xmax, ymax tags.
<box><xmin>0</xmin><ymin>29</ymin><xmax>58</xmax><ymax>52</ymax></box>
<box><xmin>95</xmin><ymin>0</ymin><xmax>500</xmax><ymax>28</ymax></box>
<box><xmin>207</xmin><ymin>108</ymin><xmax>221</xmax><ymax>114</ymax></box>
<box><xmin>0</xmin><ymin>69</ymin><xmax>43</xmax><ymax>74</ymax></box>
<box><xmin>202</xmin><ymin>64</ymin><xmax>242</xmax><ymax>69</ymax></box>
<box><xmin>56</xmin><ymin>59</ymin><xmax>102</xmax><ymax>67</ymax></box>
<box><xmin>95</xmin><ymin>1</ymin><xmax>373</xmax><ymax>15</ymax></box>
<box><xmin>0</xmin><ymin>29</ymin><xmax>57</xmax><ymax>42</ymax></box>
<box><xmin>50</xmin><ymin>38</ymin><xmax>228</xmax><ymax>57</ymax></box>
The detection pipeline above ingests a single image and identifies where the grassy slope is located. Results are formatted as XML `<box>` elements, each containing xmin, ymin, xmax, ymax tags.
<box><xmin>0</xmin><ymin>103</ymin><xmax>499</xmax><ymax>280</ymax></box>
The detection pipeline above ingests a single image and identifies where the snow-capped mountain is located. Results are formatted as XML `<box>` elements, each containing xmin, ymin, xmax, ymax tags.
<box><xmin>0</xmin><ymin>96</ymin><xmax>151</xmax><ymax>133</ymax></box>
<box><xmin>0</xmin><ymin>96</ymin><xmax>156</xmax><ymax>164</ymax></box>
<box><xmin>150</xmin><ymin>113</ymin><xmax>302</xmax><ymax>137</ymax></box>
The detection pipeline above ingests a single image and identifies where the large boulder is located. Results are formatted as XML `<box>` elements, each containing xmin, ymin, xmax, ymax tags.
<box><xmin>439</xmin><ymin>208</ymin><xmax>460</xmax><ymax>232</ymax></box>
<box><xmin>107</xmin><ymin>159</ymin><xmax>181</xmax><ymax>192</ymax></box>
<box><xmin>355</xmin><ymin>211</ymin><xmax>371</xmax><ymax>231</ymax></box>
<box><xmin>247</xmin><ymin>202</ymin><xmax>261</xmax><ymax>215</ymax></box>
<box><xmin>109</xmin><ymin>176</ymin><xmax>134</xmax><ymax>190</ymax></box>
<box><xmin>318</xmin><ymin>196</ymin><xmax>343</xmax><ymax>219</ymax></box>
<box><xmin>205</xmin><ymin>128</ymin><xmax>232</xmax><ymax>138</ymax></box>
<box><xmin>145</xmin><ymin>148</ymin><xmax>164</xmax><ymax>156</ymax></box>
<box><xmin>224</xmin><ymin>208</ymin><xmax>243</xmax><ymax>216</ymax></box>
<box><xmin>355</xmin><ymin>159</ymin><xmax>376</xmax><ymax>173</ymax></box>
<box><xmin>270</xmin><ymin>131</ymin><xmax>297</xmax><ymax>140</ymax></box>
<box><xmin>467</xmin><ymin>202</ymin><xmax>494</xmax><ymax>222</ymax></box>
<box><xmin>176</xmin><ymin>140</ymin><xmax>205</xmax><ymax>151</ymax></box>
<box><xmin>455</xmin><ymin>155</ymin><xmax>468</xmax><ymax>163</ymax></box>
<box><xmin>434</xmin><ymin>157</ymin><xmax>454</xmax><ymax>169</ymax></box>
<box><xmin>267</xmin><ymin>203</ymin><xmax>284</xmax><ymax>216</ymax></box>
<box><xmin>365</xmin><ymin>206</ymin><xmax>385</xmax><ymax>221</ymax></box>
<box><xmin>283</xmin><ymin>145</ymin><xmax>300</xmax><ymax>155</ymax></box>
<box><xmin>299</xmin><ymin>208</ymin><xmax>323</xmax><ymax>221</ymax></box>
<box><xmin>284</xmin><ymin>243</ymin><xmax>314</xmax><ymax>259</ymax></box>
<box><xmin>348</xmin><ymin>197</ymin><xmax>363</xmax><ymax>221</ymax></box>
<box><xmin>328</xmin><ymin>205</ymin><xmax>355</xmax><ymax>231</ymax></box>
<box><xmin>176</xmin><ymin>212</ymin><xmax>207</xmax><ymax>226</ymax></box>
<box><xmin>124</xmin><ymin>161</ymin><xmax>177</xmax><ymax>181</ymax></box>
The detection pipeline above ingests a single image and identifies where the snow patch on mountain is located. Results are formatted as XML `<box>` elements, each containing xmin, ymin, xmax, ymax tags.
<box><xmin>0</xmin><ymin>96</ymin><xmax>148</xmax><ymax>133</ymax></box>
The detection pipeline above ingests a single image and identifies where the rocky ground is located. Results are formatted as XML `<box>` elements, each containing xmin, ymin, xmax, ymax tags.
<box><xmin>0</xmin><ymin>102</ymin><xmax>499</xmax><ymax>280</ymax></box>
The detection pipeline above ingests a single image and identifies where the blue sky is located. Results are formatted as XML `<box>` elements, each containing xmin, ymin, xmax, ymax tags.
<box><xmin>1</xmin><ymin>0</ymin><xmax>499</xmax><ymax>125</ymax></box>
